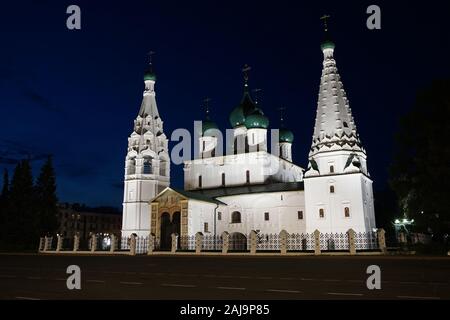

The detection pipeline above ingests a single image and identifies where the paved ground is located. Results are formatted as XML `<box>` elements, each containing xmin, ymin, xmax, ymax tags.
<box><xmin>0</xmin><ymin>253</ymin><xmax>449</xmax><ymax>300</ymax></box>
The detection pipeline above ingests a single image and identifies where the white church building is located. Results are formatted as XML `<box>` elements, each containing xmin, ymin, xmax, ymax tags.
<box><xmin>121</xmin><ymin>29</ymin><xmax>377</xmax><ymax>249</ymax></box>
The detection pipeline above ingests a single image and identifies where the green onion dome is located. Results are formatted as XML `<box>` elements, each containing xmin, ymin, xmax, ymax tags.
<box><xmin>321</xmin><ymin>39</ymin><xmax>335</xmax><ymax>51</ymax></box>
<box><xmin>279</xmin><ymin>128</ymin><xmax>294</xmax><ymax>143</ymax></box>
<box><xmin>244</xmin><ymin>109</ymin><xmax>269</xmax><ymax>129</ymax></box>
<box><xmin>229</xmin><ymin>85</ymin><xmax>258</xmax><ymax>128</ymax></box>
<box><xmin>202</xmin><ymin>120</ymin><xmax>219</xmax><ymax>136</ymax></box>
<box><xmin>144</xmin><ymin>66</ymin><xmax>156</xmax><ymax>81</ymax></box>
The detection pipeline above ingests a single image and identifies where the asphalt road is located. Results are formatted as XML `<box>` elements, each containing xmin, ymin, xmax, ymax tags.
<box><xmin>0</xmin><ymin>253</ymin><xmax>449</xmax><ymax>300</ymax></box>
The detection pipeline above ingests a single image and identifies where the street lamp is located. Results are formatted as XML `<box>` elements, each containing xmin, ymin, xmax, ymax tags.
<box><xmin>393</xmin><ymin>217</ymin><xmax>415</xmax><ymax>243</ymax></box>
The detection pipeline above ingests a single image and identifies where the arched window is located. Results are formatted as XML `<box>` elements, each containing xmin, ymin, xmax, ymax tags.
<box><xmin>319</xmin><ymin>208</ymin><xmax>325</xmax><ymax>218</ymax></box>
<box><xmin>344</xmin><ymin>207</ymin><xmax>350</xmax><ymax>218</ymax></box>
<box><xmin>143</xmin><ymin>158</ymin><xmax>152</xmax><ymax>174</ymax></box>
<box><xmin>330</xmin><ymin>185</ymin><xmax>335</xmax><ymax>193</ymax></box>
<box><xmin>198</xmin><ymin>175</ymin><xmax>202</xmax><ymax>188</ymax></box>
<box><xmin>246</xmin><ymin>170</ymin><xmax>250</xmax><ymax>184</ymax></box>
<box><xmin>264</xmin><ymin>212</ymin><xmax>270</xmax><ymax>221</ymax></box>
<box><xmin>231</xmin><ymin>211</ymin><xmax>241</xmax><ymax>223</ymax></box>
<box><xmin>221</xmin><ymin>173</ymin><xmax>226</xmax><ymax>187</ymax></box>
<box><xmin>330</xmin><ymin>165</ymin><xmax>334</xmax><ymax>173</ymax></box>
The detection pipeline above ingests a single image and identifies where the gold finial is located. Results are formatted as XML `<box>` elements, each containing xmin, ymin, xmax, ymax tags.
<box><xmin>320</xmin><ymin>14</ymin><xmax>331</xmax><ymax>32</ymax></box>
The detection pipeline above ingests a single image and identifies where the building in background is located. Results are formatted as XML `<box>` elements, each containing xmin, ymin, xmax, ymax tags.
<box><xmin>57</xmin><ymin>203</ymin><xmax>122</xmax><ymax>239</ymax></box>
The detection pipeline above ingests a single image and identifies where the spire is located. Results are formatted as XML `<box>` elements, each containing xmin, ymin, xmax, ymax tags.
<box><xmin>309</xmin><ymin>17</ymin><xmax>364</xmax><ymax>157</ymax></box>
<box><xmin>138</xmin><ymin>53</ymin><xmax>160</xmax><ymax>119</ymax></box>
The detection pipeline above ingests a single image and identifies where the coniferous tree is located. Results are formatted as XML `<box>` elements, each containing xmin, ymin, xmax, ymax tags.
<box><xmin>9</xmin><ymin>160</ymin><xmax>36</xmax><ymax>248</ymax></box>
<box><xmin>35</xmin><ymin>156</ymin><xmax>58</xmax><ymax>236</ymax></box>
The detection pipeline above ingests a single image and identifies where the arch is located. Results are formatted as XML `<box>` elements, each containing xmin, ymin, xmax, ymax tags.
<box><xmin>160</xmin><ymin>159</ymin><xmax>168</xmax><ymax>176</ymax></box>
<box><xmin>344</xmin><ymin>207</ymin><xmax>350</xmax><ymax>218</ymax></box>
<box><xmin>160</xmin><ymin>213</ymin><xmax>171</xmax><ymax>250</ymax></box>
<box><xmin>231</xmin><ymin>211</ymin><xmax>241</xmax><ymax>223</ymax></box>
<box><xmin>143</xmin><ymin>156</ymin><xmax>152</xmax><ymax>174</ymax></box>
<box><xmin>229</xmin><ymin>232</ymin><xmax>247</xmax><ymax>251</ymax></box>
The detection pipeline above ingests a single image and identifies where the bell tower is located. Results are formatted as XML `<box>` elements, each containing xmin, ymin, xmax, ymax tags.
<box><xmin>304</xmin><ymin>17</ymin><xmax>376</xmax><ymax>233</ymax></box>
<box><xmin>121</xmin><ymin>56</ymin><xmax>170</xmax><ymax>238</ymax></box>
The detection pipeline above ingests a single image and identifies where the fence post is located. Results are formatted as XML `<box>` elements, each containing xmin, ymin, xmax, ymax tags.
<box><xmin>147</xmin><ymin>234</ymin><xmax>154</xmax><ymax>255</ymax></box>
<box><xmin>377</xmin><ymin>228</ymin><xmax>387</xmax><ymax>253</ymax></box>
<box><xmin>43</xmin><ymin>236</ymin><xmax>49</xmax><ymax>251</ymax></box>
<box><xmin>279</xmin><ymin>230</ymin><xmax>288</xmax><ymax>255</ymax></box>
<box><xmin>56</xmin><ymin>235</ymin><xmax>63</xmax><ymax>252</ymax></box>
<box><xmin>90</xmin><ymin>234</ymin><xmax>97</xmax><ymax>253</ymax></box>
<box><xmin>222</xmin><ymin>231</ymin><xmax>229</xmax><ymax>254</ymax></box>
<box><xmin>110</xmin><ymin>234</ymin><xmax>116</xmax><ymax>253</ymax></box>
<box><xmin>73</xmin><ymin>234</ymin><xmax>79</xmax><ymax>252</ymax></box>
<box><xmin>314</xmin><ymin>230</ymin><xmax>321</xmax><ymax>255</ymax></box>
<box><xmin>129</xmin><ymin>234</ymin><xmax>137</xmax><ymax>256</ymax></box>
<box><xmin>195</xmin><ymin>232</ymin><xmax>203</xmax><ymax>254</ymax></box>
<box><xmin>250</xmin><ymin>230</ymin><xmax>257</xmax><ymax>255</ymax></box>
<box><xmin>38</xmin><ymin>237</ymin><xmax>44</xmax><ymax>252</ymax></box>
<box><xmin>347</xmin><ymin>229</ymin><xmax>356</xmax><ymax>255</ymax></box>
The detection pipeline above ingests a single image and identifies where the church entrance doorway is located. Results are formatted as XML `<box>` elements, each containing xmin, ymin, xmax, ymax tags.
<box><xmin>159</xmin><ymin>211</ymin><xmax>181</xmax><ymax>251</ymax></box>
<box><xmin>160</xmin><ymin>212</ymin><xmax>172</xmax><ymax>250</ymax></box>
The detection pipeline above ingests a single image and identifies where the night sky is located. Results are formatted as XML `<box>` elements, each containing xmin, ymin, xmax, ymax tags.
<box><xmin>0</xmin><ymin>1</ymin><xmax>449</xmax><ymax>208</ymax></box>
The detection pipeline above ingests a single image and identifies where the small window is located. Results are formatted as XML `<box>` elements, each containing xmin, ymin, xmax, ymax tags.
<box><xmin>231</xmin><ymin>211</ymin><xmax>241</xmax><ymax>223</ymax></box>
<box><xmin>221</xmin><ymin>173</ymin><xmax>226</xmax><ymax>186</ymax></box>
<box><xmin>246</xmin><ymin>170</ymin><xmax>250</xmax><ymax>184</ymax></box>
<box><xmin>344</xmin><ymin>207</ymin><xmax>350</xmax><ymax>218</ymax></box>
<box><xmin>343</xmin><ymin>122</ymin><xmax>348</xmax><ymax>128</ymax></box>
<box><xmin>203</xmin><ymin>140</ymin><xmax>206</xmax><ymax>151</ymax></box>
<box><xmin>298</xmin><ymin>211</ymin><xmax>303</xmax><ymax>220</ymax></box>
<box><xmin>330</xmin><ymin>185</ymin><xmax>335</xmax><ymax>193</ymax></box>
<box><xmin>264</xmin><ymin>212</ymin><xmax>270</xmax><ymax>221</ymax></box>
<box><xmin>204</xmin><ymin>222</ymin><xmax>209</xmax><ymax>233</ymax></box>
<box><xmin>330</xmin><ymin>165</ymin><xmax>334</xmax><ymax>173</ymax></box>
<box><xmin>218</xmin><ymin>212</ymin><xmax>222</xmax><ymax>221</ymax></box>
<box><xmin>319</xmin><ymin>208</ymin><xmax>325</xmax><ymax>218</ymax></box>
<box><xmin>198</xmin><ymin>175</ymin><xmax>202</xmax><ymax>188</ymax></box>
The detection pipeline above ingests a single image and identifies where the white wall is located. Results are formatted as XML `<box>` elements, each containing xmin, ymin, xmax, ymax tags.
<box><xmin>184</xmin><ymin>152</ymin><xmax>303</xmax><ymax>190</ymax></box>
<box><xmin>188</xmin><ymin>191</ymin><xmax>306</xmax><ymax>236</ymax></box>
<box><xmin>304</xmin><ymin>172</ymin><xmax>375</xmax><ymax>233</ymax></box>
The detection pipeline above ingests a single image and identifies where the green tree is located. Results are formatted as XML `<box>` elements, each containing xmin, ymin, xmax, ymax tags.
<box><xmin>390</xmin><ymin>79</ymin><xmax>450</xmax><ymax>236</ymax></box>
<box><xmin>8</xmin><ymin>160</ymin><xmax>36</xmax><ymax>248</ymax></box>
<box><xmin>35</xmin><ymin>156</ymin><xmax>58</xmax><ymax>236</ymax></box>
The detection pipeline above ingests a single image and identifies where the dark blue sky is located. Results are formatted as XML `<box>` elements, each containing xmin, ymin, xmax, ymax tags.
<box><xmin>1</xmin><ymin>1</ymin><xmax>449</xmax><ymax>208</ymax></box>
